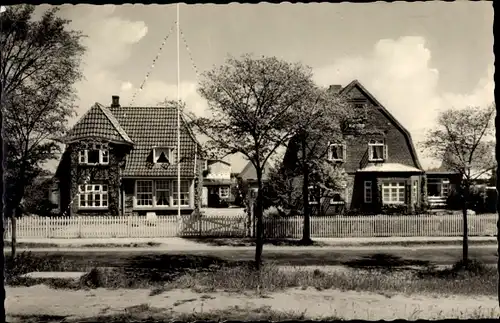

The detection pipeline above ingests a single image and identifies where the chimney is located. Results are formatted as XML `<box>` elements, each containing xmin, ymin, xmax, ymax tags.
<box><xmin>111</xmin><ymin>95</ymin><xmax>120</xmax><ymax>108</ymax></box>
<box><xmin>328</xmin><ymin>85</ymin><xmax>342</xmax><ymax>93</ymax></box>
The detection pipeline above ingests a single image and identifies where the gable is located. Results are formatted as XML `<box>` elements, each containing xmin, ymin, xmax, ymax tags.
<box><xmin>340</xmin><ymin>80</ymin><xmax>423</xmax><ymax>170</ymax></box>
<box><xmin>65</xmin><ymin>103</ymin><xmax>133</xmax><ymax>145</ymax></box>
<box><xmin>239</xmin><ymin>161</ymin><xmax>271</xmax><ymax>181</ymax></box>
<box><xmin>109</xmin><ymin>106</ymin><xmax>198</xmax><ymax>177</ymax></box>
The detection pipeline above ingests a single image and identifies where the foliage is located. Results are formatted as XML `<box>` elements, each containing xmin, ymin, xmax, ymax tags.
<box><xmin>421</xmin><ymin>104</ymin><xmax>496</xmax><ymax>185</ymax></box>
<box><xmin>188</xmin><ymin>54</ymin><xmax>324</xmax><ymax>267</ymax></box>
<box><xmin>421</xmin><ymin>103</ymin><xmax>495</xmax><ymax>263</ymax></box>
<box><xmin>1</xmin><ymin>5</ymin><xmax>86</xmax><ymax>218</ymax></box>
<box><xmin>263</xmin><ymin>163</ymin><xmax>303</xmax><ymax>216</ymax></box>
<box><xmin>380</xmin><ymin>204</ymin><xmax>408</xmax><ymax>215</ymax></box>
<box><xmin>264</xmin><ymin>160</ymin><xmax>348</xmax><ymax>217</ymax></box>
<box><xmin>20</xmin><ymin>173</ymin><xmax>57</xmax><ymax>216</ymax></box>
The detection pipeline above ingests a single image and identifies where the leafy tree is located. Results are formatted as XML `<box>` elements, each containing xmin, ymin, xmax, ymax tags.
<box><xmin>283</xmin><ymin>88</ymin><xmax>361</xmax><ymax>244</ymax></box>
<box><xmin>20</xmin><ymin>171</ymin><xmax>57</xmax><ymax>217</ymax></box>
<box><xmin>422</xmin><ymin>104</ymin><xmax>496</xmax><ymax>264</ymax></box>
<box><xmin>1</xmin><ymin>5</ymin><xmax>85</xmax><ymax>256</ymax></box>
<box><xmin>188</xmin><ymin>54</ymin><xmax>320</xmax><ymax>269</ymax></box>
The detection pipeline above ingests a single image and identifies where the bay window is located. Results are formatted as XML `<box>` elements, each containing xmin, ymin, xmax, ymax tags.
<box><xmin>382</xmin><ymin>181</ymin><xmax>405</xmax><ymax>204</ymax></box>
<box><xmin>78</xmin><ymin>184</ymin><xmax>108</xmax><ymax>209</ymax></box>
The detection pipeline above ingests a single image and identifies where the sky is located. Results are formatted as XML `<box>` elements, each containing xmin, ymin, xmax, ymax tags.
<box><xmin>36</xmin><ymin>2</ymin><xmax>494</xmax><ymax>173</ymax></box>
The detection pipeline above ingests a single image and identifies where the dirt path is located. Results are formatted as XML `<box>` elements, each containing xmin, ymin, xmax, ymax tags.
<box><xmin>6</xmin><ymin>285</ymin><xmax>499</xmax><ymax>320</ymax></box>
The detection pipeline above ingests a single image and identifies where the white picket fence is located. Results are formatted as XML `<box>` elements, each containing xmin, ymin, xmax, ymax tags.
<box><xmin>3</xmin><ymin>213</ymin><xmax>498</xmax><ymax>239</ymax></box>
<box><xmin>263</xmin><ymin>214</ymin><xmax>498</xmax><ymax>238</ymax></box>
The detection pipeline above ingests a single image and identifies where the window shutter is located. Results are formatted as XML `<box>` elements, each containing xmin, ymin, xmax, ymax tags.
<box><xmin>384</xmin><ymin>144</ymin><xmax>388</xmax><ymax>160</ymax></box>
<box><xmin>342</xmin><ymin>144</ymin><xmax>347</xmax><ymax>161</ymax></box>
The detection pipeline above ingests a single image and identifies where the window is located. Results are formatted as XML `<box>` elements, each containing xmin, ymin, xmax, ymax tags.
<box><xmin>328</xmin><ymin>143</ymin><xmax>346</xmax><ymax>161</ymax></box>
<box><xmin>382</xmin><ymin>182</ymin><xmax>405</xmax><ymax>204</ymax></box>
<box><xmin>219</xmin><ymin>186</ymin><xmax>230</xmax><ymax>198</ymax></box>
<box><xmin>153</xmin><ymin>147</ymin><xmax>173</xmax><ymax>164</ymax></box>
<box><xmin>203</xmin><ymin>160</ymin><xmax>208</xmax><ymax>171</ymax></box>
<box><xmin>155</xmin><ymin>180</ymin><xmax>170</xmax><ymax>206</ymax></box>
<box><xmin>136</xmin><ymin>180</ymin><xmax>153</xmax><ymax>206</ymax></box>
<box><xmin>79</xmin><ymin>143</ymin><xmax>109</xmax><ymax>165</ymax></box>
<box><xmin>428</xmin><ymin>178</ymin><xmax>450</xmax><ymax>197</ymax></box>
<box><xmin>368</xmin><ymin>140</ymin><xmax>386</xmax><ymax>161</ymax></box>
<box><xmin>308</xmin><ymin>186</ymin><xmax>319</xmax><ymax>204</ymax></box>
<box><xmin>172</xmin><ymin>180</ymin><xmax>190</xmax><ymax>206</ymax></box>
<box><xmin>413</xmin><ymin>181</ymin><xmax>418</xmax><ymax>201</ymax></box>
<box><xmin>364</xmin><ymin>181</ymin><xmax>372</xmax><ymax>203</ymax></box>
<box><xmin>134</xmin><ymin>180</ymin><xmax>191</xmax><ymax>208</ymax></box>
<box><xmin>78</xmin><ymin>184</ymin><xmax>108</xmax><ymax>208</ymax></box>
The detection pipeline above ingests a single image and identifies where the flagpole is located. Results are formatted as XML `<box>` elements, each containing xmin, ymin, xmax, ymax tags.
<box><xmin>176</xmin><ymin>2</ymin><xmax>181</xmax><ymax>220</ymax></box>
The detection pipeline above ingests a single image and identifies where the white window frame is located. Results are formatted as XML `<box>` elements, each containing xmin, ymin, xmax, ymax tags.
<box><xmin>219</xmin><ymin>186</ymin><xmax>230</xmax><ymax>198</ymax></box>
<box><xmin>368</xmin><ymin>140</ymin><xmax>386</xmax><ymax>162</ymax></box>
<box><xmin>155</xmin><ymin>180</ymin><xmax>171</xmax><ymax>206</ymax></box>
<box><xmin>428</xmin><ymin>178</ymin><xmax>450</xmax><ymax>197</ymax></box>
<box><xmin>153</xmin><ymin>147</ymin><xmax>173</xmax><ymax>164</ymax></box>
<box><xmin>78</xmin><ymin>184</ymin><xmax>108</xmax><ymax>209</ymax></box>
<box><xmin>172</xmin><ymin>180</ymin><xmax>190</xmax><ymax>207</ymax></box>
<box><xmin>203</xmin><ymin>160</ymin><xmax>208</xmax><ymax>171</ymax></box>
<box><xmin>135</xmin><ymin>180</ymin><xmax>154</xmax><ymax>207</ymax></box>
<box><xmin>328</xmin><ymin>143</ymin><xmax>346</xmax><ymax>162</ymax></box>
<box><xmin>79</xmin><ymin>143</ymin><xmax>109</xmax><ymax>165</ymax></box>
<box><xmin>382</xmin><ymin>181</ymin><xmax>406</xmax><ymax>205</ymax></box>
<box><xmin>364</xmin><ymin>181</ymin><xmax>372</xmax><ymax>203</ymax></box>
<box><xmin>134</xmin><ymin>179</ymin><xmax>192</xmax><ymax>208</ymax></box>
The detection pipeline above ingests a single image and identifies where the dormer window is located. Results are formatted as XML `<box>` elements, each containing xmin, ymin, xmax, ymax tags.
<box><xmin>368</xmin><ymin>140</ymin><xmax>387</xmax><ymax>161</ymax></box>
<box><xmin>328</xmin><ymin>143</ymin><xmax>346</xmax><ymax>162</ymax></box>
<box><xmin>153</xmin><ymin>147</ymin><xmax>173</xmax><ymax>164</ymax></box>
<box><xmin>79</xmin><ymin>143</ymin><xmax>109</xmax><ymax>165</ymax></box>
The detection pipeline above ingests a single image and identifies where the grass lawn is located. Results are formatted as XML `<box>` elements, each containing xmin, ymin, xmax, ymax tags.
<box><xmin>5</xmin><ymin>251</ymin><xmax>499</xmax><ymax>320</ymax></box>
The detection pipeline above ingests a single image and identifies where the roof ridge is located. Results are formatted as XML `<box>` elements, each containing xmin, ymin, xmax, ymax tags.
<box><xmin>98</xmin><ymin>104</ymin><xmax>134</xmax><ymax>144</ymax></box>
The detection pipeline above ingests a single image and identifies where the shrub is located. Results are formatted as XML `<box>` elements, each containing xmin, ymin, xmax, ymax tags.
<box><xmin>380</xmin><ymin>204</ymin><xmax>408</xmax><ymax>215</ymax></box>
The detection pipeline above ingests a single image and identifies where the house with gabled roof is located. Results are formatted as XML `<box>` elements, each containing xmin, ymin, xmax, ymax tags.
<box><xmin>283</xmin><ymin>80</ymin><xmax>426</xmax><ymax>214</ymax></box>
<box><xmin>202</xmin><ymin>159</ymin><xmax>236</xmax><ymax>207</ymax></box>
<box><xmin>55</xmin><ymin>95</ymin><xmax>201</xmax><ymax>217</ymax></box>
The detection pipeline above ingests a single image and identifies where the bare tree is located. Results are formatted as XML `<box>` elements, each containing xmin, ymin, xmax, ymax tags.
<box><xmin>188</xmin><ymin>54</ymin><xmax>320</xmax><ymax>269</ymax></box>
<box><xmin>1</xmin><ymin>5</ymin><xmax>85</xmax><ymax>256</ymax></box>
<box><xmin>422</xmin><ymin>104</ymin><xmax>496</xmax><ymax>264</ymax></box>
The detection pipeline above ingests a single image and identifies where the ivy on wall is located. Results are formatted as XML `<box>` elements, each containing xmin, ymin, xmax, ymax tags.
<box><xmin>67</xmin><ymin>138</ymin><xmax>129</xmax><ymax>216</ymax></box>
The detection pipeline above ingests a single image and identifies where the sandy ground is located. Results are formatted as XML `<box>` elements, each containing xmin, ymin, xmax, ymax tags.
<box><xmin>6</xmin><ymin>285</ymin><xmax>500</xmax><ymax>320</ymax></box>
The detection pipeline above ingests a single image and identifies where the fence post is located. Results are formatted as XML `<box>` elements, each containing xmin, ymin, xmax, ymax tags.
<box><xmin>78</xmin><ymin>216</ymin><xmax>82</xmax><ymax>238</ymax></box>
<box><xmin>127</xmin><ymin>216</ymin><xmax>131</xmax><ymax>238</ymax></box>
<box><xmin>45</xmin><ymin>217</ymin><xmax>49</xmax><ymax>238</ymax></box>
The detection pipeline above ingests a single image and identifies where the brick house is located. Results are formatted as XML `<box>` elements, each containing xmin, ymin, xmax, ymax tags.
<box><xmin>202</xmin><ymin>159</ymin><xmax>235</xmax><ymax>207</ymax></box>
<box><xmin>283</xmin><ymin>80</ymin><xmax>426</xmax><ymax>214</ymax></box>
<box><xmin>54</xmin><ymin>96</ymin><xmax>201</xmax><ymax>217</ymax></box>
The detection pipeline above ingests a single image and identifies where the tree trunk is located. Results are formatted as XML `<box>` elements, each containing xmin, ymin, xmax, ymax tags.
<box><xmin>254</xmin><ymin>169</ymin><xmax>264</xmax><ymax>270</ymax></box>
<box><xmin>462</xmin><ymin>185</ymin><xmax>469</xmax><ymax>264</ymax></box>
<box><xmin>11</xmin><ymin>213</ymin><xmax>17</xmax><ymax>259</ymax></box>
<box><xmin>301</xmin><ymin>136</ymin><xmax>312</xmax><ymax>245</ymax></box>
